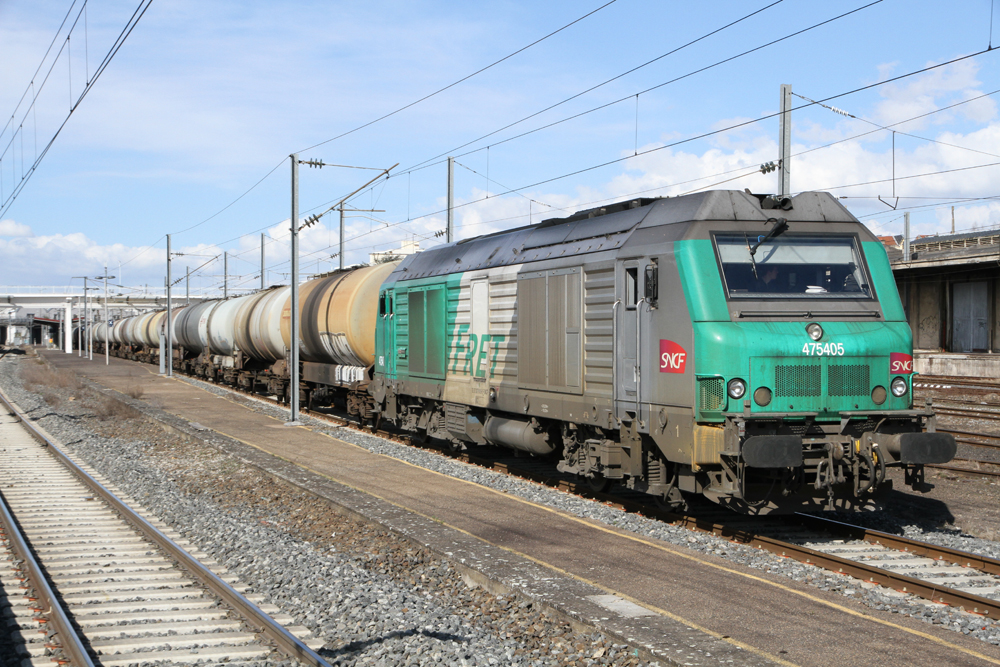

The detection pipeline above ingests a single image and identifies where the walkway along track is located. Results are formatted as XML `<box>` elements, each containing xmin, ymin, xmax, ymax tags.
<box><xmin>0</xmin><ymin>387</ymin><xmax>331</xmax><ymax>667</ymax></box>
<box><xmin>173</xmin><ymin>371</ymin><xmax>1000</xmax><ymax>624</ymax></box>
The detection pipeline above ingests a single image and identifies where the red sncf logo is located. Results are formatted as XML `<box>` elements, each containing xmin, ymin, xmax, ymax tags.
<box><xmin>890</xmin><ymin>352</ymin><xmax>913</xmax><ymax>374</ymax></box>
<box><xmin>659</xmin><ymin>340</ymin><xmax>687</xmax><ymax>373</ymax></box>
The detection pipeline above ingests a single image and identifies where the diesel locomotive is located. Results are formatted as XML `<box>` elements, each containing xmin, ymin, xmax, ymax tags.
<box><xmin>94</xmin><ymin>190</ymin><xmax>956</xmax><ymax>514</ymax></box>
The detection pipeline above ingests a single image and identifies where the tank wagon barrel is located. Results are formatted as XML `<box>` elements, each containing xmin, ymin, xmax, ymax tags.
<box><xmin>99</xmin><ymin>262</ymin><xmax>398</xmax><ymax>409</ymax></box>
<box><xmin>93</xmin><ymin>190</ymin><xmax>956</xmax><ymax>515</ymax></box>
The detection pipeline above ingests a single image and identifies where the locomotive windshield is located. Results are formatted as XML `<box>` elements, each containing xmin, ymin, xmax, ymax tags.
<box><xmin>714</xmin><ymin>233</ymin><xmax>872</xmax><ymax>299</ymax></box>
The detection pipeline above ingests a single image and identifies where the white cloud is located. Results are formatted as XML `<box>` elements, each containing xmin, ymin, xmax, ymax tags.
<box><xmin>7</xmin><ymin>54</ymin><xmax>1000</xmax><ymax>287</ymax></box>
<box><xmin>873</xmin><ymin>60</ymin><xmax>996</xmax><ymax>130</ymax></box>
<box><xmin>0</xmin><ymin>220</ymin><xmax>33</xmax><ymax>237</ymax></box>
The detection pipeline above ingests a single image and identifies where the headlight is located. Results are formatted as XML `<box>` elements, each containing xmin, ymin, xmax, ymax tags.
<box><xmin>728</xmin><ymin>378</ymin><xmax>747</xmax><ymax>399</ymax></box>
<box><xmin>753</xmin><ymin>386</ymin><xmax>772</xmax><ymax>407</ymax></box>
<box><xmin>871</xmin><ymin>386</ymin><xmax>887</xmax><ymax>405</ymax></box>
<box><xmin>890</xmin><ymin>377</ymin><xmax>908</xmax><ymax>397</ymax></box>
<box><xmin>806</xmin><ymin>323</ymin><xmax>823</xmax><ymax>341</ymax></box>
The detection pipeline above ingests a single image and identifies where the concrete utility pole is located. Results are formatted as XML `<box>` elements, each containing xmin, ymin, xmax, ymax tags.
<box><xmin>447</xmin><ymin>156</ymin><xmax>454</xmax><ymax>243</ymax></box>
<box><xmin>288</xmin><ymin>157</ymin><xmax>395</xmax><ymax>424</ymax></box>
<box><xmin>261</xmin><ymin>233</ymin><xmax>266</xmax><ymax>290</ymax></box>
<box><xmin>96</xmin><ymin>267</ymin><xmax>115</xmax><ymax>366</ymax></box>
<box><xmin>77</xmin><ymin>296</ymin><xmax>82</xmax><ymax>356</ymax></box>
<box><xmin>223</xmin><ymin>252</ymin><xmax>228</xmax><ymax>299</ymax></box>
<box><xmin>64</xmin><ymin>298</ymin><xmax>72</xmax><ymax>353</ymax></box>
<box><xmin>288</xmin><ymin>154</ymin><xmax>301</xmax><ymax>424</ymax></box>
<box><xmin>779</xmin><ymin>84</ymin><xmax>792</xmax><ymax>197</ymax></box>
<box><xmin>160</xmin><ymin>278</ymin><xmax>167</xmax><ymax>375</ymax></box>
<box><xmin>951</xmin><ymin>206</ymin><xmax>955</xmax><ymax>234</ymax></box>
<box><xmin>339</xmin><ymin>204</ymin><xmax>345</xmax><ymax>271</ymax></box>
<box><xmin>903</xmin><ymin>212</ymin><xmax>911</xmax><ymax>262</ymax></box>
<box><xmin>87</xmin><ymin>280</ymin><xmax>92</xmax><ymax>360</ymax></box>
<box><xmin>166</xmin><ymin>234</ymin><xmax>173</xmax><ymax>377</ymax></box>
<box><xmin>72</xmin><ymin>277</ymin><xmax>90</xmax><ymax>359</ymax></box>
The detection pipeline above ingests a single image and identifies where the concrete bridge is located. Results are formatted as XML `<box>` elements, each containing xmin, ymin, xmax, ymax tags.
<box><xmin>0</xmin><ymin>286</ymin><xmax>225</xmax><ymax>352</ymax></box>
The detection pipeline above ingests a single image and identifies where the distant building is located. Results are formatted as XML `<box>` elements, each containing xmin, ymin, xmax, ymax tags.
<box><xmin>370</xmin><ymin>240</ymin><xmax>421</xmax><ymax>264</ymax></box>
<box><xmin>889</xmin><ymin>227</ymin><xmax>1000</xmax><ymax>374</ymax></box>
<box><xmin>877</xmin><ymin>235</ymin><xmax>901</xmax><ymax>249</ymax></box>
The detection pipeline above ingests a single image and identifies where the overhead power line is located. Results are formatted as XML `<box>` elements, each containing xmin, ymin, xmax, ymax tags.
<box><xmin>794</xmin><ymin>90</ymin><xmax>1000</xmax><ymax>160</ymax></box>
<box><xmin>1</xmin><ymin>1</ymin><xmax>81</xmax><ymax>149</ymax></box>
<box><xmin>338</xmin><ymin>46</ymin><xmax>998</xmax><ymax>250</ymax></box>
<box><xmin>296</xmin><ymin>0</ymin><xmax>620</xmax><ymax>154</ymax></box>
<box><xmin>0</xmin><ymin>0</ymin><xmax>155</xmax><ymax>219</ymax></box>
<box><xmin>401</xmin><ymin>0</ymin><xmax>882</xmax><ymax>176</ymax></box>
<box><xmin>192</xmin><ymin>42</ymin><xmax>1000</xmax><ymax>283</ymax></box>
<box><xmin>404</xmin><ymin>0</ymin><xmax>789</xmax><ymax>173</ymax></box>
<box><xmin>123</xmin><ymin>0</ymin><xmax>862</xmax><ymax>270</ymax></box>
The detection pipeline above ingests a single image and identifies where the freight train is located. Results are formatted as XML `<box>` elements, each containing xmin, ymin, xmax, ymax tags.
<box><xmin>92</xmin><ymin>190</ymin><xmax>956</xmax><ymax>514</ymax></box>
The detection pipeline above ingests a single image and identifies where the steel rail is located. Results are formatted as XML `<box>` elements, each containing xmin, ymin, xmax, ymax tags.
<box><xmin>209</xmin><ymin>378</ymin><xmax>1000</xmax><ymax>618</ymax></box>
<box><xmin>0</xmin><ymin>434</ymin><xmax>95</xmax><ymax>667</ymax></box>
<box><xmin>934</xmin><ymin>406</ymin><xmax>1000</xmax><ymax>420</ymax></box>
<box><xmin>0</xmin><ymin>386</ymin><xmax>334</xmax><ymax>667</ymax></box>
<box><xmin>940</xmin><ymin>427</ymin><xmax>1000</xmax><ymax>440</ymax></box>
<box><xmin>794</xmin><ymin>513</ymin><xmax>1000</xmax><ymax>576</ymax></box>
<box><xmin>926</xmin><ymin>461</ymin><xmax>1000</xmax><ymax>478</ymax></box>
<box><xmin>409</xmin><ymin>435</ymin><xmax>1000</xmax><ymax>618</ymax></box>
<box><xmin>89</xmin><ymin>349</ymin><xmax>1000</xmax><ymax>620</ymax></box>
<box><xmin>916</xmin><ymin>375</ymin><xmax>1000</xmax><ymax>390</ymax></box>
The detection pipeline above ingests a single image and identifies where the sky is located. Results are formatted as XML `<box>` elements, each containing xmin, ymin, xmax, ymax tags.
<box><xmin>2</xmin><ymin>0</ymin><xmax>1000</xmax><ymax>296</ymax></box>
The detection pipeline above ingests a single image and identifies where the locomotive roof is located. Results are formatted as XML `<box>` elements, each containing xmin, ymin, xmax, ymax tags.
<box><xmin>388</xmin><ymin>190</ymin><xmax>860</xmax><ymax>281</ymax></box>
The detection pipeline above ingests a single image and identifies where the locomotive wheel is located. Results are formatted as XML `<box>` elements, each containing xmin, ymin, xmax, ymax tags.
<box><xmin>654</xmin><ymin>488</ymin><xmax>687</xmax><ymax>513</ymax></box>
<box><xmin>586</xmin><ymin>473</ymin><xmax>613</xmax><ymax>493</ymax></box>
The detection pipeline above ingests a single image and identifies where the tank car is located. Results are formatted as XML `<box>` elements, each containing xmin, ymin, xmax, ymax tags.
<box><xmin>370</xmin><ymin>190</ymin><xmax>956</xmax><ymax>513</ymax></box>
<box><xmin>102</xmin><ymin>263</ymin><xmax>397</xmax><ymax>418</ymax></box>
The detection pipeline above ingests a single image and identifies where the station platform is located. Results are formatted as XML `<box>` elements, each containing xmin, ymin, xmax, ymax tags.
<box><xmin>915</xmin><ymin>351</ymin><xmax>1000</xmax><ymax>378</ymax></box>
<box><xmin>38</xmin><ymin>350</ymin><xmax>1000</xmax><ymax>667</ymax></box>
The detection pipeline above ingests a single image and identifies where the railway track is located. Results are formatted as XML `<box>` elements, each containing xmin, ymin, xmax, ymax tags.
<box><xmin>244</xmin><ymin>386</ymin><xmax>1000</xmax><ymax>620</ymax></box>
<box><xmin>915</xmin><ymin>375</ymin><xmax>1000</xmax><ymax>392</ymax></box>
<box><xmin>74</xmin><ymin>359</ymin><xmax>1000</xmax><ymax>628</ymax></box>
<box><xmin>0</xmin><ymin>389</ymin><xmax>329</xmax><ymax>667</ymax></box>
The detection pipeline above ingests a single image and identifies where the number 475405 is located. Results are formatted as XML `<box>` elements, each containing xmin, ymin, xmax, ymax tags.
<box><xmin>802</xmin><ymin>342</ymin><xmax>845</xmax><ymax>356</ymax></box>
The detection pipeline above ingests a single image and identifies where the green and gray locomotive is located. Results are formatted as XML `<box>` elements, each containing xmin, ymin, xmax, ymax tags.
<box><xmin>370</xmin><ymin>189</ymin><xmax>955</xmax><ymax>514</ymax></box>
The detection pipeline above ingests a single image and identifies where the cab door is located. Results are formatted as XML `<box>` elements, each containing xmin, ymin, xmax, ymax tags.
<box><xmin>615</xmin><ymin>258</ymin><xmax>653</xmax><ymax>425</ymax></box>
<box><xmin>376</xmin><ymin>290</ymin><xmax>396</xmax><ymax>379</ymax></box>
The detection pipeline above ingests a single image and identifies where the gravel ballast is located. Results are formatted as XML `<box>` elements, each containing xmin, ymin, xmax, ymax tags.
<box><xmin>2</xmin><ymin>354</ymin><xmax>650</xmax><ymax>667</ymax></box>
<box><xmin>8</xmin><ymin>350</ymin><xmax>1000</xmax><ymax>658</ymax></box>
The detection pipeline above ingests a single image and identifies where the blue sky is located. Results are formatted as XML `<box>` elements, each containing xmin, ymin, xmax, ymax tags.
<box><xmin>2</xmin><ymin>0</ymin><xmax>1000</xmax><ymax>293</ymax></box>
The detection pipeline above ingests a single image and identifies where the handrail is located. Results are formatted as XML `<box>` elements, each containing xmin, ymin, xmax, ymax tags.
<box><xmin>634</xmin><ymin>297</ymin><xmax>646</xmax><ymax>424</ymax></box>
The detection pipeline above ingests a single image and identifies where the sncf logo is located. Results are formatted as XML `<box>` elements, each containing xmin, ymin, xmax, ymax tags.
<box><xmin>659</xmin><ymin>340</ymin><xmax>687</xmax><ymax>373</ymax></box>
<box><xmin>890</xmin><ymin>352</ymin><xmax>913</xmax><ymax>374</ymax></box>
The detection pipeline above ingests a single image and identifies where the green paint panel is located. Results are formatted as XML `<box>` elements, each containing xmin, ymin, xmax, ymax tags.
<box><xmin>375</xmin><ymin>273</ymin><xmax>462</xmax><ymax>385</ymax></box>
<box><xmin>675</xmin><ymin>239</ymin><xmax>730</xmax><ymax>322</ymax></box>
<box><xmin>862</xmin><ymin>241</ymin><xmax>906</xmax><ymax>322</ymax></box>
<box><xmin>690</xmin><ymin>320</ymin><xmax>914</xmax><ymax>420</ymax></box>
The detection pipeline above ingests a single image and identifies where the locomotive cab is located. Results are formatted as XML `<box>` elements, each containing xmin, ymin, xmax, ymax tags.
<box><xmin>664</xmin><ymin>197</ymin><xmax>955</xmax><ymax>513</ymax></box>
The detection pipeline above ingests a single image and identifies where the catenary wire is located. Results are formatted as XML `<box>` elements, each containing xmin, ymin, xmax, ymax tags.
<box><xmin>0</xmin><ymin>0</ymin><xmax>155</xmax><ymax>219</ymax></box>
<box><xmin>402</xmin><ymin>0</ymin><xmax>789</xmax><ymax>173</ymax></box>
<box><xmin>121</xmin><ymin>0</ymin><xmax>867</xmax><ymax>275</ymax></box>
<box><xmin>360</xmin><ymin>47</ymin><xmax>999</xmax><ymax>244</ymax></box>
<box><xmin>1</xmin><ymin>0</ymin><xmax>80</xmax><ymax>150</ymax></box>
<box><xmin>189</xmin><ymin>46</ymin><xmax>1000</xmax><ymax>287</ymax></box>
<box><xmin>295</xmin><ymin>0</ymin><xmax>619</xmax><ymax>154</ymax></box>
